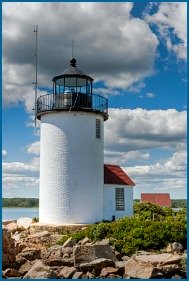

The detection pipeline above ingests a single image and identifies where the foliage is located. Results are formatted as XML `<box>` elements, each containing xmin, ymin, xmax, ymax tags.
<box><xmin>2</xmin><ymin>198</ymin><xmax>39</xmax><ymax>208</ymax></box>
<box><xmin>171</xmin><ymin>199</ymin><xmax>187</xmax><ymax>209</ymax></box>
<box><xmin>57</xmin><ymin>202</ymin><xmax>187</xmax><ymax>256</ymax></box>
<box><xmin>32</xmin><ymin>217</ymin><xmax>39</xmax><ymax>223</ymax></box>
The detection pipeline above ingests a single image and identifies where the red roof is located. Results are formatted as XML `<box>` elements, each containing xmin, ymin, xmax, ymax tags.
<box><xmin>141</xmin><ymin>193</ymin><xmax>171</xmax><ymax>207</ymax></box>
<box><xmin>104</xmin><ymin>164</ymin><xmax>135</xmax><ymax>186</ymax></box>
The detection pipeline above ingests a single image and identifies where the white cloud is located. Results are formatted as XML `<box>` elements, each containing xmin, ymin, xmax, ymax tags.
<box><xmin>145</xmin><ymin>2</ymin><xmax>187</xmax><ymax>61</ymax></box>
<box><xmin>2</xmin><ymin>2</ymin><xmax>159</xmax><ymax>110</ymax></box>
<box><xmin>2</xmin><ymin>157</ymin><xmax>39</xmax><ymax>189</ymax></box>
<box><xmin>2</xmin><ymin>150</ymin><xmax>7</xmax><ymax>157</ymax></box>
<box><xmin>146</xmin><ymin>92</ymin><xmax>156</xmax><ymax>98</ymax></box>
<box><xmin>104</xmin><ymin>150</ymin><xmax>149</xmax><ymax>166</ymax></box>
<box><xmin>27</xmin><ymin>141</ymin><xmax>40</xmax><ymax>155</ymax></box>
<box><xmin>105</xmin><ymin>108</ymin><xmax>186</xmax><ymax>153</ymax></box>
<box><xmin>124</xmin><ymin>150</ymin><xmax>186</xmax><ymax>197</ymax></box>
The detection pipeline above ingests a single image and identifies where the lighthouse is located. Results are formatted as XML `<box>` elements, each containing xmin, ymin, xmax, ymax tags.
<box><xmin>37</xmin><ymin>58</ymin><xmax>108</xmax><ymax>224</ymax></box>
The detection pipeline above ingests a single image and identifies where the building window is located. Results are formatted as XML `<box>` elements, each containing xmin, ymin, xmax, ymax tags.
<box><xmin>96</xmin><ymin>119</ymin><xmax>101</xmax><ymax>139</ymax></box>
<box><xmin>115</xmin><ymin>188</ymin><xmax>125</xmax><ymax>211</ymax></box>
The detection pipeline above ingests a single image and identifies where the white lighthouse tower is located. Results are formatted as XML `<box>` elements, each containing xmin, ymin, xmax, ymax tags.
<box><xmin>37</xmin><ymin>58</ymin><xmax>108</xmax><ymax>224</ymax></box>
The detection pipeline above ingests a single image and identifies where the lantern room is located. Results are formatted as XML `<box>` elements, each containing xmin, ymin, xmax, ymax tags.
<box><xmin>52</xmin><ymin>58</ymin><xmax>93</xmax><ymax>96</ymax></box>
<box><xmin>36</xmin><ymin>58</ymin><xmax>108</xmax><ymax>121</ymax></box>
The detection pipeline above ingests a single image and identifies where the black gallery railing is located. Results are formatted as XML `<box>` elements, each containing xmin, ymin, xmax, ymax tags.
<box><xmin>36</xmin><ymin>93</ymin><xmax>108</xmax><ymax>116</ymax></box>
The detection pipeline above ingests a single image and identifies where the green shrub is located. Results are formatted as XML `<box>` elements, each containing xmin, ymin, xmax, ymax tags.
<box><xmin>56</xmin><ymin>203</ymin><xmax>187</xmax><ymax>256</ymax></box>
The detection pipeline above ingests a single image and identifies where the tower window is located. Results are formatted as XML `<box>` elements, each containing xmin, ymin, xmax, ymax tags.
<box><xmin>115</xmin><ymin>188</ymin><xmax>125</xmax><ymax>211</ymax></box>
<box><xmin>96</xmin><ymin>119</ymin><xmax>101</xmax><ymax>139</ymax></box>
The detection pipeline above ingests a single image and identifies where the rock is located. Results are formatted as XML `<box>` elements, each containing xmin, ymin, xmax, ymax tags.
<box><xmin>108</xmin><ymin>273</ymin><xmax>122</xmax><ymax>278</ymax></box>
<box><xmin>79</xmin><ymin>237</ymin><xmax>91</xmax><ymax>245</ymax></box>
<box><xmin>79</xmin><ymin>258</ymin><xmax>115</xmax><ymax>274</ymax></box>
<box><xmin>63</xmin><ymin>237</ymin><xmax>76</xmax><ymax>248</ymax></box>
<box><xmin>166</xmin><ymin>243</ymin><xmax>173</xmax><ymax>253</ymax></box>
<box><xmin>3</xmin><ymin>268</ymin><xmax>22</xmax><ymax>278</ymax></box>
<box><xmin>96</xmin><ymin>238</ymin><xmax>110</xmax><ymax>245</ymax></box>
<box><xmin>135</xmin><ymin>253</ymin><xmax>181</xmax><ymax>266</ymax></box>
<box><xmin>5</xmin><ymin>222</ymin><xmax>18</xmax><ymax>233</ymax></box>
<box><xmin>58</xmin><ymin>266</ymin><xmax>77</xmax><ymax>278</ymax></box>
<box><xmin>125</xmin><ymin>258</ymin><xmax>158</xmax><ymax>279</ymax></box>
<box><xmin>19</xmin><ymin>260</ymin><xmax>35</xmax><ymax>275</ymax></box>
<box><xmin>115</xmin><ymin>260</ymin><xmax>127</xmax><ymax>268</ymax></box>
<box><xmin>115</xmin><ymin>261</ymin><xmax>127</xmax><ymax>275</ymax></box>
<box><xmin>166</xmin><ymin>243</ymin><xmax>183</xmax><ymax>253</ymax></box>
<box><xmin>159</xmin><ymin>264</ymin><xmax>180</xmax><ymax>276</ymax></box>
<box><xmin>50</xmin><ymin>234</ymin><xmax>63</xmax><ymax>245</ymax></box>
<box><xmin>74</xmin><ymin>244</ymin><xmax>117</xmax><ymax>267</ymax></box>
<box><xmin>19</xmin><ymin>248</ymin><xmax>41</xmax><ymax>260</ymax></box>
<box><xmin>72</xmin><ymin>271</ymin><xmax>84</xmax><ymax>279</ymax></box>
<box><xmin>86</xmin><ymin>271</ymin><xmax>93</xmax><ymax>278</ymax></box>
<box><xmin>2</xmin><ymin>227</ymin><xmax>16</xmax><ymax>269</ymax></box>
<box><xmin>122</xmin><ymin>255</ymin><xmax>130</xmax><ymax>261</ymax></box>
<box><xmin>136</xmin><ymin>250</ymin><xmax>153</xmax><ymax>255</ymax></box>
<box><xmin>28</xmin><ymin>231</ymin><xmax>50</xmax><ymax>239</ymax></box>
<box><xmin>15</xmin><ymin>254</ymin><xmax>28</xmax><ymax>267</ymax></box>
<box><xmin>16</xmin><ymin>239</ymin><xmax>42</xmax><ymax>254</ymax></box>
<box><xmin>12</xmin><ymin>232</ymin><xmax>21</xmax><ymax>242</ymax></box>
<box><xmin>3</xmin><ymin>220</ymin><xmax>17</xmax><ymax>226</ymax></box>
<box><xmin>42</xmin><ymin>245</ymin><xmax>74</xmax><ymax>266</ymax></box>
<box><xmin>115</xmin><ymin>250</ymin><xmax>122</xmax><ymax>261</ymax></box>
<box><xmin>17</xmin><ymin>218</ymin><xmax>32</xmax><ymax>229</ymax></box>
<box><xmin>23</xmin><ymin>260</ymin><xmax>57</xmax><ymax>279</ymax></box>
<box><xmin>100</xmin><ymin>267</ymin><xmax>119</xmax><ymax>277</ymax></box>
<box><xmin>171</xmin><ymin>274</ymin><xmax>182</xmax><ymax>279</ymax></box>
<box><xmin>172</xmin><ymin>242</ymin><xmax>183</xmax><ymax>253</ymax></box>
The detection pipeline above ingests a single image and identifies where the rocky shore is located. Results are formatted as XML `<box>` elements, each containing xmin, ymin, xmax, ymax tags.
<box><xmin>2</xmin><ymin>219</ymin><xmax>187</xmax><ymax>279</ymax></box>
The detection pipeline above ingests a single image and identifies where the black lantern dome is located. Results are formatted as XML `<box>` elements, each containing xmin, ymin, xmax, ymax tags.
<box><xmin>52</xmin><ymin>58</ymin><xmax>93</xmax><ymax>92</ymax></box>
<box><xmin>36</xmin><ymin>58</ymin><xmax>108</xmax><ymax>121</ymax></box>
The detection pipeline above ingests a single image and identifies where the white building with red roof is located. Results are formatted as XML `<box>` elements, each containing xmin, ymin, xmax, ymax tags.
<box><xmin>103</xmin><ymin>164</ymin><xmax>135</xmax><ymax>221</ymax></box>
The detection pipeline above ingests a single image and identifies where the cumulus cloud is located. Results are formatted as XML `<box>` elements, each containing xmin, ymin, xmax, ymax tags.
<box><xmin>145</xmin><ymin>2</ymin><xmax>187</xmax><ymax>61</ymax></box>
<box><xmin>2</xmin><ymin>150</ymin><xmax>7</xmax><ymax>157</ymax></box>
<box><xmin>104</xmin><ymin>108</ymin><xmax>186</xmax><ymax>153</ymax></box>
<box><xmin>27</xmin><ymin>141</ymin><xmax>40</xmax><ymax>155</ymax></box>
<box><xmin>2</xmin><ymin>2</ymin><xmax>158</xmax><ymax>110</ymax></box>
<box><xmin>146</xmin><ymin>92</ymin><xmax>156</xmax><ymax>98</ymax></box>
<box><xmin>104</xmin><ymin>150</ymin><xmax>149</xmax><ymax>166</ymax></box>
<box><xmin>124</xmin><ymin>150</ymin><xmax>186</xmax><ymax>196</ymax></box>
<box><xmin>2</xmin><ymin>157</ymin><xmax>39</xmax><ymax>189</ymax></box>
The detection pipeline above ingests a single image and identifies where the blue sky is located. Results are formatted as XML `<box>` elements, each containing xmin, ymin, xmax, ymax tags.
<box><xmin>2</xmin><ymin>2</ymin><xmax>187</xmax><ymax>199</ymax></box>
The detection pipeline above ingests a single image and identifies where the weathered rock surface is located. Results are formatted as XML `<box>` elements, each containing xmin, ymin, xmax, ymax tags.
<box><xmin>19</xmin><ymin>260</ymin><xmax>35</xmax><ymax>275</ymax></box>
<box><xmin>3</xmin><ymin>268</ymin><xmax>22</xmax><ymax>278</ymax></box>
<box><xmin>43</xmin><ymin>245</ymin><xmax>74</xmax><ymax>266</ymax></box>
<box><xmin>4</xmin><ymin>222</ymin><xmax>18</xmax><ymax>233</ymax></box>
<box><xmin>79</xmin><ymin>237</ymin><xmax>91</xmax><ymax>245</ymax></box>
<box><xmin>19</xmin><ymin>247</ymin><xmax>41</xmax><ymax>260</ymax></box>
<box><xmin>17</xmin><ymin>217</ymin><xmax>32</xmax><ymax>229</ymax></box>
<box><xmin>79</xmin><ymin>258</ymin><xmax>115</xmax><ymax>274</ymax></box>
<box><xmin>63</xmin><ymin>237</ymin><xmax>76</xmax><ymax>248</ymax></box>
<box><xmin>125</xmin><ymin>258</ymin><xmax>160</xmax><ymax>279</ymax></box>
<box><xmin>23</xmin><ymin>260</ymin><xmax>57</xmax><ymax>279</ymax></box>
<box><xmin>58</xmin><ymin>266</ymin><xmax>77</xmax><ymax>278</ymax></box>
<box><xmin>135</xmin><ymin>253</ymin><xmax>181</xmax><ymax>266</ymax></box>
<box><xmin>28</xmin><ymin>230</ymin><xmax>50</xmax><ymax>239</ymax></box>
<box><xmin>72</xmin><ymin>271</ymin><xmax>84</xmax><ymax>279</ymax></box>
<box><xmin>2</xmin><ymin>227</ymin><xmax>16</xmax><ymax>269</ymax></box>
<box><xmin>100</xmin><ymin>266</ymin><xmax>119</xmax><ymax>277</ymax></box>
<box><xmin>74</xmin><ymin>244</ymin><xmax>117</xmax><ymax>267</ymax></box>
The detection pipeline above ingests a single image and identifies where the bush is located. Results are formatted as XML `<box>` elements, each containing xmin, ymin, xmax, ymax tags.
<box><xmin>57</xmin><ymin>203</ymin><xmax>187</xmax><ymax>256</ymax></box>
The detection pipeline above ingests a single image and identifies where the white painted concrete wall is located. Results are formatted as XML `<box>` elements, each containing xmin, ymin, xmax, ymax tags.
<box><xmin>103</xmin><ymin>184</ymin><xmax>133</xmax><ymax>221</ymax></box>
<box><xmin>39</xmin><ymin>111</ymin><xmax>104</xmax><ymax>224</ymax></box>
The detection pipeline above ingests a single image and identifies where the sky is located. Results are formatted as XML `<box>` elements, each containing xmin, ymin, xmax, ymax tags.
<box><xmin>2</xmin><ymin>2</ymin><xmax>187</xmax><ymax>199</ymax></box>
